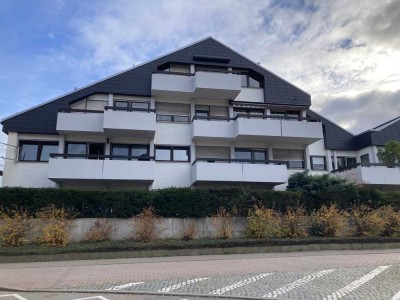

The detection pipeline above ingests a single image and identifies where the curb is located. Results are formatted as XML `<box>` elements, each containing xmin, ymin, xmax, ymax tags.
<box><xmin>0</xmin><ymin>287</ymin><xmax>268</xmax><ymax>299</ymax></box>
<box><xmin>1</xmin><ymin>241</ymin><xmax>400</xmax><ymax>264</ymax></box>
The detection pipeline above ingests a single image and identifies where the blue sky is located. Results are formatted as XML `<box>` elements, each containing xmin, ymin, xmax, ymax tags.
<box><xmin>1</xmin><ymin>0</ymin><xmax>399</xmax><ymax>137</ymax></box>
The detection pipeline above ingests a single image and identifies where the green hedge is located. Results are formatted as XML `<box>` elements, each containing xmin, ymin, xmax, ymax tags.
<box><xmin>0</xmin><ymin>187</ymin><xmax>302</xmax><ymax>218</ymax></box>
<box><xmin>0</xmin><ymin>186</ymin><xmax>398</xmax><ymax>218</ymax></box>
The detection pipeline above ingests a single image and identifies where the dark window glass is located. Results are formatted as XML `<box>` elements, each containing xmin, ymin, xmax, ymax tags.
<box><xmin>337</xmin><ymin>157</ymin><xmax>346</xmax><ymax>169</ymax></box>
<box><xmin>156</xmin><ymin>148</ymin><xmax>171</xmax><ymax>161</ymax></box>
<box><xmin>40</xmin><ymin>144</ymin><xmax>58</xmax><ymax>162</ymax></box>
<box><xmin>287</xmin><ymin>161</ymin><xmax>304</xmax><ymax>169</ymax></box>
<box><xmin>346</xmin><ymin>157</ymin><xmax>357</xmax><ymax>167</ymax></box>
<box><xmin>173</xmin><ymin>115</ymin><xmax>190</xmax><ymax>123</ymax></box>
<box><xmin>132</xmin><ymin>145</ymin><xmax>149</xmax><ymax>157</ymax></box>
<box><xmin>156</xmin><ymin>114</ymin><xmax>173</xmax><ymax>122</ymax></box>
<box><xmin>114</xmin><ymin>101</ymin><xmax>129</xmax><ymax>110</ymax></box>
<box><xmin>131</xmin><ymin>102</ymin><xmax>150</xmax><ymax>110</ymax></box>
<box><xmin>195</xmin><ymin>110</ymin><xmax>209</xmax><ymax>117</ymax></box>
<box><xmin>253</xmin><ymin>150</ymin><xmax>266</xmax><ymax>162</ymax></box>
<box><xmin>173</xmin><ymin>148</ymin><xmax>189</xmax><ymax>161</ymax></box>
<box><xmin>19</xmin><ymin>143</ymin><xmax>39</xmax><ymax>161</ymax></box>
<box><xmin>361</xmin><ymin>154</ymin><xmax>370</xmax><ymax>164</ymax></box>
<box><xmin>67</xmin><ymin>143</ymin><xmax>87</xmax><ymax>159</ymax></box>
<box><xmin>248</xmin><ymin>76</ymin><xmax>261</xmax><ymax>88</ymax></box>
<box><xmin>111</xmin><ymin>144</ymin><xmax>129</xmax><ymax>160</ymax></box>
<box><xmin>235</xmin><ymin>149</ymin><xmax>252</xmax><ymax>161</ymax></box>
<box><xmin>311</xmin><ymin>156</ymin><xmax>326</xmax><ymax>171</ymax></box>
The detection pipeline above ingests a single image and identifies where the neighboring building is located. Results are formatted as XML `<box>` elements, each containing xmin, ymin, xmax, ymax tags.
<box><xmin>1</xmin><ymin>37</ymin><xmax>399</xmax><ymax>190</ymax></box>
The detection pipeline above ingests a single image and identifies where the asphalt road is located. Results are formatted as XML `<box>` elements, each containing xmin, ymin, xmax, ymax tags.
<box><xmin>1</xmin><ymin>249</ymin><xmax>400</xmax><ymax>299</ymax></box>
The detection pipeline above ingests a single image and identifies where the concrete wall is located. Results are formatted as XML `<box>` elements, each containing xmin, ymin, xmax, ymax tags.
<box><xmin>66</xmin><ymin>217</ymin><xmax>247</xmax><ymax>242</ymax></box>
<box><xmin>56</xmin><ymin>112</ymin><xmax>104</xmax><ymax>134</ymax></box>
<box><xmin>235</xmin><ymin>87</ymin><xmax>264</xmax><ymax>103</ymax></box>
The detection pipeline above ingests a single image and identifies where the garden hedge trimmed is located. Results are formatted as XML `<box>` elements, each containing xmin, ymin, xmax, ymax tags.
<box><xmin>0</xmin><ymin>186</ymin><xmax>398</xmax><ymax>218</ymax></box>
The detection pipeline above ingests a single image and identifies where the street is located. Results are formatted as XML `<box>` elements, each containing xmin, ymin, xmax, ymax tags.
<box><xmin>1</xmin><ymin>249</ymin><xmax>400</xmax><ymax>299</ymax></box>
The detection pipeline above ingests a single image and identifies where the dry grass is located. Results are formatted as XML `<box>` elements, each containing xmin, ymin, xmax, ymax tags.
<box><xmin>84</xmin><ymin>219</ymin><xmax>114</xmax><ymax>242</ymax></box>
<box><xmin>311</xmin><ymin>204</ymin><xmax>349</xmax><ymax>237</ymax></box>
<box><xmin>132</xmin><ymin>207</ymin><xmax>159</xmax><ymax>242</ymax></box>
<box><xmin>212</xmin><ymin>207</ymin><xmax>237</xmax><ymax>240</ymax></box>
<box><xmin>0</xmin><ymin>207</ymin><xmax>32</xmax><ymax>246</ymax></box>
<box><xmin>246</xmin><ymin>205</ymin><xmax>281</xmax><ymax>239</ymax></box>
<box><xmin>280</xmin><ymin>207</ymin><xmax>309</xmax><ymax>238</ymax></box>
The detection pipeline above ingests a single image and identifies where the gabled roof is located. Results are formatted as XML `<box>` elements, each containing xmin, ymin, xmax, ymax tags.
<box><xmin>1</xmin><ymin>37</ymin><xmax>311</xmax><ymax>134</ymax></box>
<box><xmin>355</xmin><ymin>116</ymin><xmax>400</xmax><ymax>149</ymax></box>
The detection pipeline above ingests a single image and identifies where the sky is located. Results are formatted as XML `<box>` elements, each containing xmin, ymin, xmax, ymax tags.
<box><xmin>0</xmin><ymin>0</ymin><xmax>399</xmax><ymax>140</ymax></box>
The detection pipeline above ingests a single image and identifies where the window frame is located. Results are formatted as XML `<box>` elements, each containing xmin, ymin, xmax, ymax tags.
<box><xmin>310</xmin><ymin>156</ymin><xmax>327</xmax><ymax>171</ymax></box>
<box><xmin>65</xmin><ymin>142</ymin><xmax>106</xmax><ymax>159</ymax></box>
<box><xmin>19</xmin><ymin>140</ymin><xmax>59</xmax><ymax>162</ymax></box>
<box><xmin>234</xmin><ymin>148</ymin><xmax>267</xmax><ymax>163</ymax></box>
<box><xmin>111</xmin><ymin>143</ymin><xmax>150</xmax><ymax>160</ymax></box>
<box><xmin>155</xmin><ymin>145</ymin><xmax>190</xmax><ymax>162</ymax></box>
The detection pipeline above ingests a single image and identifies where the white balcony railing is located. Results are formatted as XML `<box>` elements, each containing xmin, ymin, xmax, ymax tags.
<box><xmin>332</xmin><ymin>163</ymin><xmax>400</xmax><ymax>186</ymax></box>
<box><xmin>56</xmin><ymin>110</ymin><xmax>104</xmax><ymax>134</ymax></box>
<box><xmin>191</xmin><ymin>158</ymin><xmax>288</xmax><ymax>186</ymax></box>
<box><xmin>48</xmin><ymin>154</ymin><xmax>155</xmax><ymax>182</ymax></box>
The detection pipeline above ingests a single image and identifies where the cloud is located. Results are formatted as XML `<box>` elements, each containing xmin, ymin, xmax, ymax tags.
<box><xmin>318</xmin><ymin>89</ymin><xmax>400</xmax><ymax>134</ymax></box>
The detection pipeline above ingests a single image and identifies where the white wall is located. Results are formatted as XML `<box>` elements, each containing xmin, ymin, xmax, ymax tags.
<box><xmin>154</xmin><ymin>123</ymin><xmax>191</xmax><ymax>145</ymax></box>
<box><xmin>152</xmin><ymin>162</ymin><xmax>191</xmax><ymax>189</ymax></box>
<box><xmin>234</xmin><ymin>88</ymin><xmax>264</xmax><ymax>103</ymax></box>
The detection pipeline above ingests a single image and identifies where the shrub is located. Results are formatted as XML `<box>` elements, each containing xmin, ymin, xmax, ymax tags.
<box><xmin>351</xmin><ymin>205</ymin><xmax>388</xmax><ymax>237</ymax></box>
<box><xmin>280</xmin><ymin>207</ymin><xmax>309</xmax><ymax>238</ymax></box>
<box><xmin>0</xmin><ymin>207</ymin><xmax>32</xmax><ymax>246</ymax></box>
<box><xmin>132</xmin><ymin>207</ymin><xmax>158</xmax><ymax>242</ymax></box>
<box><xmin>311</xmin><ymin>204</ymin><xmax>348</xmax><ymax>237</ymax></box>
<box><xmin>181</xmin><ymin>219</ymin><xmax>197</xmax><ymax>241</ymax></box>
<box><xmin>36</xmin><ymin>205</ymin><xmax>74</xmax><ymax>247</ymax></box>
<box><xmin>212</xmin><ymin>207</ymin><xmax>237</xmax><ymax>239</ymax></box>
<box><xmin>84</xmin><ymin>219</ymin><xmax>114</xmax><ymax>242</ymax></box>
<box><xmin>246</xmin><ymin>206</ymin><xmax>281</xmax><ymax>239</ymax></box>
<box><xmin>379</xmin><ymin>206</ymin><xmax>400</xmax><ymax>237</ymax></box>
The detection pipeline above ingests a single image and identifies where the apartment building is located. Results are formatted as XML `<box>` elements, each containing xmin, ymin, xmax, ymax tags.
<box><xmin>1</xmin><ymin>37</ymin><xmax>399</xmax><ymax>190</ymax></box>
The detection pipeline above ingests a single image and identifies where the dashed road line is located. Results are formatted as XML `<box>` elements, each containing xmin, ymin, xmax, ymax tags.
<box><xmin>0</xmin><ymin>295</ymin><xmax>28</xmax><ymax>300</ymax></box>
<box><xmin>392</xmin><ymin>290</ymin><xmax>400</xmax><ymax>300</ymax></box>
<box><xmin>72</xmin><ymin>297</ymin><xmax>110</xmax><ymax>300</ymax></box>
<box><xmin>158</xmin><ymin>278</ymin><xmax>210</xmax><ymax>293</ymax></box>
<box><xmin>210</xmin><ymin>273</ymin><xmax>272</xmax><ymax>295</ymax></box>
<box><xmin>263</xmin><ymin>269</ymin><xmax>335</xmax><ymax>298</ymax></box>
<box><xmin>105</xmin><ymin>281</ymin><xmax>144</xmax><ymax>291</ymax></box>
<box><xmin>322</xmin><ymin>265</ymin><xmax>391</xmax><ymax>300</ymax></box>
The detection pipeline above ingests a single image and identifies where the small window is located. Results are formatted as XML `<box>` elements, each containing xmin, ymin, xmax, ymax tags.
<box><xmin>111</xmin><ymin>144</ymin><xmax>149</xmax><ymax>160</ymax></box>
<box><xmin>169</xmin><ymin>64</ymin><xmax>190</xmax><ymax>74</ymax></box>
<box><xmin>195</xmin><ymin>105</ymin><xmax>210</xmax><ymax>118</ymax></box>
<box><xmin>346</xmin><ymin>157</ymin><xmax>357</xmax><ymax>167</ymax></box>
<box><xmin>155</xmin><ymin>146</ymin><xmax>190</xmax><ymax>162</ymax></box>
<box><xmin>361</xmin><ymin>154</ymin><xmax>370</xmax><ymax>164</ymax></box>
<box><xmin>66</xmin><ymin>142</ymin><xmax>105</xmax><ymax>159</ymax></box>
<box><xmin>131</xmin><ymin>102</ymin><xmax>150</xmax><ymax>110</ymax></box>
<box><xmin>311</xmin><ymin>156</ymin><xmax>326</xmax><ymax>171</ymax></box>
<box><xmin>19</xmin><ymin>141</ymin><xmax>59</xmax><ymax>162</ymax></box>
<box><xmin>248</xmin><ymin>76</ymin><xmax>261</xmax><ymax>88</ymax></box>
<box><xmin>114</xmin><ymin>101</ymin><xmax>129</xmax><ymax>110</ymax></box>
<box><xmin>287</xmin><ymin>161</ymin><xmax>304</xmax><ymax>169</ymax></box>
<box><xmin>240</xmin><ymin>74</ymin><xmax>261</xmax><ymax>88</ymax></box>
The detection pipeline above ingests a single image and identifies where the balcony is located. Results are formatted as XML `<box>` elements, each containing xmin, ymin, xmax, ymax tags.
<box><xmin>151</xmin><ymin>71</ymin><xmax>241</xmax><ymax>100</ymax></box>
<box><xmin>193</xmin><ymin>71</ymin><xmax>241</xmax><ymax>99</ymax></box>
<box><xmin>56</xmin><ymin>110</ymin><xmax>104</xmax><ymax>135</ymax></box>
<box><xmin>191</xmin><ymin>116</ymin><xmax>235</xmax><ymax>141</ymax></box>
<box><xmin>191</xmin><ymin>158</ymin><xmax>288</xmax><ymax>187</ymax></box>
<box><xmin>191</xmin><ymin>115</ymin><xmax>323</xmax><ymax>144</ymax></box>
<box><xmin>332</xmin><ymin>164</ymin><xmax>400</xmax><ymax>187</ymax></box>
<box><xmin>48</xmin><ymin>154</ymin><xmax>155</xmax><ymax>183</ymax></box>
<box><xmin>103</xmin><ymin>106</ymin><xmax>156</xmax><ymax>137</ymax></box>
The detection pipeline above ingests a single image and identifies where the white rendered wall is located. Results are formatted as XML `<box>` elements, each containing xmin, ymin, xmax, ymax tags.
<box><xmin>2</xmin><ymin>132</ymin><xmax>57</xmax><ymax>188</ymax></box>
<box><xmin>154</xmin><ymin>123</ymin><xmax>191</xmax><ymax>145</ymax></box>
<box><xmin>152</xmin><ymin>162</ymin><xmax>191</xmax><ymax>189</ymax></box>
<box><xmin>234</xmin><ymin>87</ymin><xmax>264</xmax><ymax>103</ymax></box>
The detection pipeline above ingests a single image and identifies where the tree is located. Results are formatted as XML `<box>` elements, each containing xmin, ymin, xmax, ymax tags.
<box><xmin>377</xmin><ymin>140</ymin><xmax>400</xmax><ymax>166</ymax></box>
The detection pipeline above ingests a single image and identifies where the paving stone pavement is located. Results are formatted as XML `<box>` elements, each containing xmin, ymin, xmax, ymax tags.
<box><xmin>1</xmin><ymin>249</ymin><xmax>400</xmax><ymax>299</ymax></box>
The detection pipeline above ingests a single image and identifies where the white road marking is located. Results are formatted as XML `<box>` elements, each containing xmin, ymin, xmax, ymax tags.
<box><xmin>263</xmin><ymin>269</ymin><xmax>335</xmax><ymax>298</ymax></box>
<box><xmin>72</xmin><ymin>296</ymin><xmax>110</xmax><ymax>300</ymax></box>
<box><xmin>158</xmin><ymin>277</ymin><xmax>210</xmax><ymax>292</ymax></box>
<box><xmin>392</xmin><ymin>290</ymin><xmax>400</xmax><ymax>300</ymax></box>
<box><xmin>0</xmin><ymin>295</ymin><xmax>28</xmax><ymax>300</ymax></box>
<box><xmin>105</xmin><ymin>281</ymin><xmax>144</xmax><ymax>291</ymax></box>
<box><xmin>323</xmin><ymin>265</ymin><xmax>391</xmax><ymax>300</ymax></box>
<box><xmin>210</xmin><ymin>273</ymin><xmax>272</xmax><ymax>295</ymax></box>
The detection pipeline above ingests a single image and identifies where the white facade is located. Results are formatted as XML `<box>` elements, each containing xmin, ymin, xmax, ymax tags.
<box><xmin>2</xmin><ymin>62</ymin><xmax>399</xmax><ymax>190</ymax></box>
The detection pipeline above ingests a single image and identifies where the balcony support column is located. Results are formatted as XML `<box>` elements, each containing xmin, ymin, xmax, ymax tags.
<box><xmin>326</xmin><ymin>150</ymin><xmax>333</xmax><ymax>172</ymax></box>
<box><xmin>190</xmin><ymin>142</ymin><xmax>196</xmax><ymax>164</ymax></box>
<box><xmin>230</xmin><ymin>143</ymin><xmax>235</xmax><ymax>159</ymax></box>
<box><xmin>228</xmin><ymin>106</ymin><xmax>234</xmax><ymax>118</ymax></box>
<box><xmin>58</xmin><ymin>135</ymin><xmax>65</xmax><ymax>154</ymax></box>
<box><xmin>108</xmin><ymin>94</ymin><xmax>113</xmax><ymax>106</ymax></box>
<box><xmin>305</xmin><ymin>146</ymin><xmax>310</xmax><ymax>170</ymax></box>
<box><xmin>268</xmin><ymin>147</ymin><xmax>273</xmax><ymax>161</ymax></box>
<box><xmin>333</xmin><ymin>151</ymin><xmax>338</xmax><ymax>170</ymax></box>
<box><xmin>105</xmin><ymin>142</ymin><xmax>111</xmax><ymax>156</ymax></box>
<box><xmin>150</xmin><ymin>139</ymin><xmax>155</xmax><ymax>157</ymax></box>
<box><xmin>190</xmin><ymin>100</ymin><xmax>196</xmax><ymax>119</ymax></box>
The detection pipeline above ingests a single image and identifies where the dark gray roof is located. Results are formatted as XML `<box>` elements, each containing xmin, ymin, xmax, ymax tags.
<box><xmin>2</xmin><ymin>37</ymin><xmax>311</xmax><ymax>134</ymax></box>
<box><xmin>355</xmin><ymin>116</ymin><xmax>400</xmax><ymax>149</ymax></box>
<box><xmin>306</xmin><ymin>110</ymin><xmax>356</xmax><ymax>150</ymax></box>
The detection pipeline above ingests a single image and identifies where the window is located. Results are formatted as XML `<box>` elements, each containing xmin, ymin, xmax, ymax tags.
<box><xmin>66</xmin><ymin>142</ymin><xmax>105</xmax><ymax>159</ymax></box>
<box><xmin>270</xmin><ymin>111</ymin><xmax>300</xmax><ymax>120</ymax></box>
<box><xmin>111</xmin><ymin>144</ymin><xmax>149</xmax><ymax>160</ymax></box>
<box><xmin>273</xmin><ymin>149</ymin><xmax>305</xmax><ymax>169</ymax></box>
<box><xmin>155</xmin><ymin>146</ymin><xmax>190</xmax><ymax>162</ymax></box>
<box><xmin>114</xmin><ymin>100</ymin><xmax>129</xmax><ymax>110</ymax></box>
<box><xmin>131</xmin><ymin>101</ymin><xmax>150</xmax><ymax>110</ymax></box>
<box><xmin>156</xmin><ymin>115</ymin><xmax>190</xmax><ymax>123</ymax></box>
<box><xmin>195</xmin><ymin>65</ymin><xmax>228</xmax><ymax>73</ymax></box>
<box><xmin>241</xmin><ymin>75</ymin><xmax>261</xmax><ymax>88</ymax></box>
<box><xmin>331</xmin><ymin>156</ymin><xmax>358</xmax><ymax>170</ymax></box>
<box><xmin>361</xmin><ymin>154</ymin><xmax>370</xmax><ymax>164</ymax></box>
<box><xmin>114</xmin><ymin>100</ymin><xmax>150</xmax><ymax>111</ymax></box>
<box><xmin>234</xmin><ymin>148</ymin><xmax>267</xmax><ymax>163</ymax></box>
<box><xmin>156</xmin><ymin>103</ymin><xmax>190</xmax><ymax>123</ymax></box>
<box><xmin>19</xmin><ymin>141</ymin><xmax>59</xmax><ymax>162</ymax></box>
<box><xmin>195</xmin><ymin>105</ymin><xmax>210</xmax><ymax>117</ymax></box>
<box><xmin>311</xmin><ymin>156</ymin><xmax>326</xmax><ymax>171</ymax></box>
<box><xmin>163</xmin><ymin>64</ymin><xmax>191</xmax><ymax>74</ymax></box>
<box><xmin>233</xmin><ymin>107</ymin><xmax>264</xmax><ymax>117</ymax></box>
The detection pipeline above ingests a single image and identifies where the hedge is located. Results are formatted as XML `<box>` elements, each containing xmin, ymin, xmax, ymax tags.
<box><xmin>0</xmin><ymin>187</ymin><xmax>398</xmax><ymax>218</ymax></box>
<box><xmin>0</xmin><ymin>187</ymin><xmax>302</xmax><ymax>218</ymax></box>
